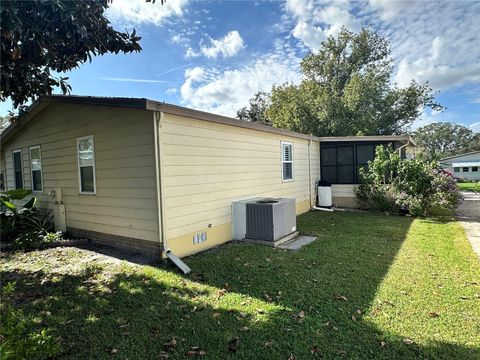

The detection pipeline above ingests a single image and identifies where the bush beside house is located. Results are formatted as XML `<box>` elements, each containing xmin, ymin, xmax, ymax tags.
<box><xmin>355</xmin><ymin>146</ymin><xmax>461</xmax><ymax>216</ymax></box>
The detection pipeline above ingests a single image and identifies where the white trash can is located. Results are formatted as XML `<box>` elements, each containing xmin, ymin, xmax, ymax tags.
<box><xmin>317</xmin><ymin>180</ymin><xmax>332</xmax><ymax>208</ymax></box>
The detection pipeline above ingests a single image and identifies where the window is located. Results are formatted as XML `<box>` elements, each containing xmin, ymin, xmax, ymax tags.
<box><xmin>13</xmin><ymin>149</ymin><xmax>23</xmax><ymax>189</ymax></box>
<box><xmin>453</xmin><ymin>167</ymin><xmax>460</xmax><ymax>172</ymax></box>
<box><xmin>281</xmin><ymin>141</ymin><xmax>293</xmax><ymax>181</ymax></box>
<box><xmin>29</xmin><ymin>146</ymin><xmax>43</xmax><ymax>192</ymax></box>
<box><xmin>77</xmin><ymin>136</ymin><xmax>96</xmax><ymax>193</ymax></box>
<box><xmin>463</xmin><ymin>167</ymin><xmax>469</xmax><ymax>172</ymax></box>
<box><xmin>0</xmin><ymin>172</ymin><xmax>4</xmax><ymax>190</ymax></box>
<box><xmin>472</xmin><ymin>167</ymin><xmax>478</xmax><ymax>172</ymax></box>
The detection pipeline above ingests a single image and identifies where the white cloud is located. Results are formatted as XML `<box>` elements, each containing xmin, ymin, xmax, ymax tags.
<box><xmin>106</xmin><ymin>0</ymin><xmax>189</xmax><ymax>26</ymax></box>
<box><xmin>200</xmin><ymin>31</ymin><xmax>245</xmax><ymax>59</ymax></box>
<box><xmin>285</xmin><ymin>0</ymin><xmax>360</xmax><ymax>51</ymax></box>
<box><xmin>179</xmin><ymin>45</ymin><xmax>301</xmax><ymax>116</ymax></box>
<box><xmin>469</xmin><ymin>121</ymin><xmax>480</xmax><ymax>133</ymax></box>
<box><xmin>165</xmin><ymin>88</ymin><xmax>178</xmax><ymax>95</ymax></box>
<box><xmin>368</xmin><ymin>0</ymin><xmax>412</xmax><ymax>20</ymax></box>
<box><xmin>185</xmin><ymin>47</ymin><xmax>199</xmax><ymax>58</ymax></box>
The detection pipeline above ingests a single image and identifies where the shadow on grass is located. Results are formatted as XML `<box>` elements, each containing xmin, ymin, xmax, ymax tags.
<box><xmin>1</xmin><ymin>211</ymin><xmax>478</xmax><ymax>359</ymax></box>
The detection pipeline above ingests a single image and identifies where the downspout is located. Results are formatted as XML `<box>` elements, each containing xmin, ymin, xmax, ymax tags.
<box><xmin>154</xmin><ymin>111</ymin><xmax>190</xmax><ymax>274</ymax></box>
<box><xmin>153</xmin><ymin>112</ymin><xmax>164</xmax><ymax>254</ymax></box>
<box><xmin>308</xmin><ymin>139</ymin><xmax>313</xmax><ymax>208</ymax></box>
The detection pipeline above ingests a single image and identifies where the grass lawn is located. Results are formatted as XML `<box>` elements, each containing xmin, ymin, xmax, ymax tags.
<box><xmin>1</xmin><ymin>212</ymin><xmax>479</xmax><ymax>359</ymax></box>
<box><xmin>458</xmin><ymin>182</ymin><xmax>480</xmax><ymax>192</ymax></box>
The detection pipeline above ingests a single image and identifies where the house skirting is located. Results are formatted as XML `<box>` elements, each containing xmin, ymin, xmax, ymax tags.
<box><xmin>67</xmin><ymin>227</ymin><xmax>161</xmax><ymax>259</ymax></box>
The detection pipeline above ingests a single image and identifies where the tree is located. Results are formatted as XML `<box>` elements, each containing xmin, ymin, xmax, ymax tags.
<box><xmin>414</xmin><ymin>122</ymin><xmax>480</xmax><ymax>161</ymax></box>
<box><xmin>251</xmin><ymin>28</ymin><xmax>442</xmax><ymax>137</ymax></box>
<box><xmin>0</xmin><ymin>0</ymin><xmax>163</xmax><ymax>109</ymax></box>
<box><xmin>0</xmin><ymin>115</ymin><xmax>11</xmax><ymax>132</ymax></box>
<box><xmin>236</xmin><ymin>91</ymin><xmax>272</xmax><ymax>125</ymax></box>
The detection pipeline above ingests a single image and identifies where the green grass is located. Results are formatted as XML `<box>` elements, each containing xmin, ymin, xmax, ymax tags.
<box><xmin>1</xmin><ymin>212</ymin><xmax>479</xmax><ymax>359</ymax></box>
<box><xmin>458</xmin><ymin>182</ymin><xmax>480</xmax><ymax>192</ymax></box>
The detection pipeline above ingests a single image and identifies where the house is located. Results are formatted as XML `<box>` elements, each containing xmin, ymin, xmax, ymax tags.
<box><xmin>440</xmin><ymin>151</ymin><xmax>480</xmax><ymax>181</ymax></box>
<box><xmin>0</xmin><ymin>95</ymin><xmax>414</xmax><ymax>258</ymax></box>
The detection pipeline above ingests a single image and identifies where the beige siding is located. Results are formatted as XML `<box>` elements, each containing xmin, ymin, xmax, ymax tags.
<box><xmin>331</xmin><ymin>184</ymin><xmax>359</xmax><ymax>208</ymax></box>
<box><xmin>3</xmin><ymin>103</ymin><xmax>159</xmax><ymax>242</ymax></box>
<box><xmin>160</xmin><ymin>114</ymin><xmax>320</xmax><ymax>241</ymax></box>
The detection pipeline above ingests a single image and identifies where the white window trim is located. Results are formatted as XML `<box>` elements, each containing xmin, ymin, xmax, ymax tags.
<box><xmin>77</xmin><ymin>135</ymin><xmax>97</xmax><ymax>194</ymax></box>
<box><xmin>12</xmin><ymin>149</ymin><xmax>23</xmax><ymax>189</ymax></box>
<box><xmin>29</xmin><ymin>145</ymin><xmax>44</xmax><ymax>193</ymax></box>
<box><xmin>281</xmin><ymin>141</ymin><xmax>294</xmax><ymax>182</ymax></box>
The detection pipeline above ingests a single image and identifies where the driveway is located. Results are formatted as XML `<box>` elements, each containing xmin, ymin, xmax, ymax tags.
<box><xmin>456</xmin><ymin>191</ymin><xmax>480</xmax><ymax>259</ymax></box>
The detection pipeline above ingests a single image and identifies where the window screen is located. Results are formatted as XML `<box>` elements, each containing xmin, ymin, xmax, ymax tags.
<box><xmin>453</xmin><ymin>167</ymin><xmax>460</xmax><ymax>172</ymax></box>
<box><xmin>472</xmin><ymin>167</ymin><xmax>478</xmax><ymax>172</ymax></box>
<box><xmin>320</xmin><ymin>142</ymin><xmax>388</xmax><ymax>184</ymax></box>
<box><xmin>77</xmin><ymin>136</ymin><xmax>96</xmax><ymax>193</ymax></box>
<box><xmin>281</xmin><ymin>142</ymin><xmax>293</xmax><ymax>181</ymax></box>
<box><xmin>463</xmin><ymin>167</ymin><xmax>469</xmax><ymax>172</ymax></box>
<box><xmin>30</xmin><ymin>146</ymin><xmax>43</xmax><ymax>192</ymax></box>
<box><xmin>13</xmin><ymin>150</ymin><xmax>23</xmax><ymax>189</ymax></box>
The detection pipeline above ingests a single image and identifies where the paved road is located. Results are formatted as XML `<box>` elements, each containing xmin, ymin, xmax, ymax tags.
<box><xmin>456</xmin><ymin>191</ymin><xmax>480</xmax><ymax>259</ymax></box>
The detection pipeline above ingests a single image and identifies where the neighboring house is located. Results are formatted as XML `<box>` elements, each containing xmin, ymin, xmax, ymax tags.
<box><xmin>0</xmin><ymin>95</ymin><xmax>414</xmax><ymax>258</ymax></box>
<box><xmin>440</xmin><ymin>151</ymin><xmax>480</xmax><ymax>181</ymax></box>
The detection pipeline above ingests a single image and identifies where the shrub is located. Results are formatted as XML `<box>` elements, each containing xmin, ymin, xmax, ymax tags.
<box><xmin>1</xmin><ymin>190</ymin><xmax>57</xmax><ymax>250</ymax></box>
<box><xmin>355</xmin><ymin>145</ymin><xmax>461</xmax><ymax>216</ymax></box>
<box><xmin>0</xmin><ymin>282</ymin><xmax>61</xmax><ymax>360</ymax></box>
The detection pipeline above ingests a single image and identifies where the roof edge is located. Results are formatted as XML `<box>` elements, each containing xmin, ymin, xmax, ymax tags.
<box><xmin>148</xmin><ymin>100</ymin><xmax>319</xmax><ymax>141</ymax></box>
<box><xmin>440</xmin><ymin>150</ymin><xmax>480</xmax><ymax>161</ymax></box>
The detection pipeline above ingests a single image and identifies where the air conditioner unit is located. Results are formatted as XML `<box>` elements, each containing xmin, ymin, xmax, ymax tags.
<box><xmin>232</xmin><ymin>197</ymin><xmax>263</xmax><ymax>240</ymax></box>
<box><xmin>245</xmin><ymin>198</ymin><xmax>296</xmax><ymax>241</ymax></box>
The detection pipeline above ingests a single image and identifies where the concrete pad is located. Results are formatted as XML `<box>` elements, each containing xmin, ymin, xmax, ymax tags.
<box><xmin>456</xmin><ymin>191</ymin><xmax>480</xmax><ymax>259</ymax></box>
<box><xmin>243</xmin><ymin>231</ymin><xmax>299</xmax><ymax>248</ymax></box>
<box><xmin>460</xmin><ymin>220</ymin><xmax>480</xmax><ymax>259</ymax></box>
<box><xmin>277</xmin><ymin>235</ymin><xmax>317</xmax><ymax>251</ymax></box>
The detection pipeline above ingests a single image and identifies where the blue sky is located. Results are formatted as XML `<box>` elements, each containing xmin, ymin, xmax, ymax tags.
<box><xmin>2</xmin><ymin>0</ymin><xmax>479</xmax><ymax>132</ymax></box>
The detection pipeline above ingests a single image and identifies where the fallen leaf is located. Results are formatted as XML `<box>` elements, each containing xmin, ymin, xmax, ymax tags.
<box><xmin>428</xmin><ymin>312</ymin><xmax>440</xmax><ymax>318</ymax></box>
<box><xmin>403</xmin><ymin>338</ymin><xmax>414</xmax><ymax>345</ymax></box>
<box><xmin>322</xmin><ymin>321</ymin><xmax>330</xmax><ymax>326</ymax></box>
<box><xmin>212</xmin><ymin>312</ymin><xmax>221</xmax><ymax>318</ymax></box>
<box><xmin>356</xmin><ymin>309</ymin><xmax>362</xmax><ymax>315</ymax></box>
<box><xmin>310</xmin><ymin>345</ymin><xmax>320</xmax><ymax>354</ymax></box>
<box><xmin>351</xmin><ymin>315</ymin><xmax>357</xmax><ymax>321</ymax></box>
<box><xmin>239</xmin><ymin>312</ymin><xmax>247</xmax><ymax>318</ymax></box>
<box><xmin>163</xmin><ymin>338</ymin><xmax>177</xmax><ymax>351</ymax></box>
<box><xmin>336</xmin><ymin>349</ymin><xmax>347</xmax><ymax>356</ymax></box>
<box><xmin>191</xmin><ymin>306</ymin><xmax>198</xmax><ymax>313</ymax></box>
<box><xmin>186</xmin><ymin>347</ymin><xmax>206</xmax><ymax>357</ymax></box>
<box><xmin>380</xmin><ymin>341</ymin><xmax>387</xmax><ymax>347</ymax></box>
<box><xmin>239</xmin><ymin>326</ymin><xmax>250</xmax><ymax>332</ymax></box>
<box><xmin>264</xmin><ymin>341</ymin><xmax>273</xmax><ymax>347</ymax></box>
<box><xmin>110</xmin><ymin>348</ymin><xmax>118</xmax><ymax>354</ymax></box>
<box><xmin>227</xmin><ymin>337</ymin><xmax>240</xmax><ymax>353</ymax></box>
<box><xmin>298</xmin><ymin>311</ymin><xmax>305</xmax><ymax>318</ymax></box>
<box><xmin>158</xmin><ymin>351</ymin><xmax>169</xmax><ymax>359</ymax></box>
<box><xmin>333</xmin><ymin>294</ymin><xmax>348</xmax><ymax>301</ymax></box>
<box><xmin>288</xmin><ymin>354</ymin><xmax>297</xmax><ymax>360</ymax></box>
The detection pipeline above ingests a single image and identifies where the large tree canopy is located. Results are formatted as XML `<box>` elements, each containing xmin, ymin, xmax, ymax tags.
<box><xmin>239</xmin><ymin>28</ymin><xmax>443</xmax><ymax>137</ymax></box>
<box><xmin>0</xmin><ymin>0</ymin><xmax>161</xmax><ymax>108</ymax></box>
<box><xmin>236</xmin><ymin>91</ymin><xmax>272</xmax><ymax>126</ymax></box>
<box><xmin>414</xmin><ymin>122</ymin><xmax>480</xmax><ymax>161</ymax></box>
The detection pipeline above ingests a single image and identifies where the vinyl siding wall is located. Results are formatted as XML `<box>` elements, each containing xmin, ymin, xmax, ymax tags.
<box><xmin>2</xmin><ymin>103</ymin><xmax>159</xmax><ymax>243</ymax></box>
<box><xmin>159</xmin><ymin>113</ymin><xmax>320</xmax><ymax>257</ymax></box>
